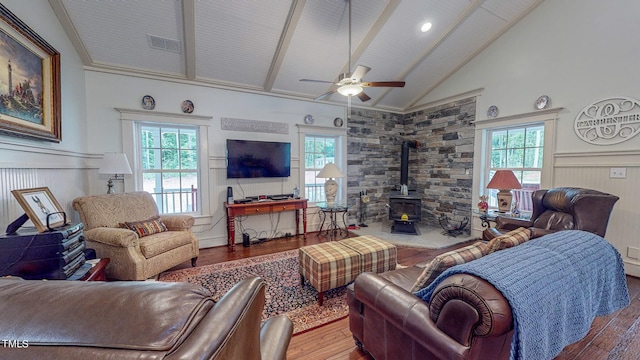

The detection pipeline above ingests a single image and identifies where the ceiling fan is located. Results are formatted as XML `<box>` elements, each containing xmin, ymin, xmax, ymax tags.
<box><xmin>300</xmin><ymin>0</ymin><xmax>405</xmax><ymax>102</ymax></box>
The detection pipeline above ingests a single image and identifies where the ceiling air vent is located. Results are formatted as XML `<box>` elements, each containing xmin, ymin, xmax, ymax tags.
<box><xmin>147</xmin><ymin>34</ymin><xmax>182</xmax><ymax>53</ymax></box>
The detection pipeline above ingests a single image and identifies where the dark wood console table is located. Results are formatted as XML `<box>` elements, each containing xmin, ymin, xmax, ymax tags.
<box><xmin>225</xmin><ymin>199</ymin><xmax>308</xmax><ymax>252</ymax></box>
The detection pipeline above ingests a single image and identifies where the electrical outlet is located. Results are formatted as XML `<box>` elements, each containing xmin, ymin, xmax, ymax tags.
<box><xmin>628</xmin><ymin>247</ymin><xmax>640</xmax><ymax>260</ymax></box>
<box><xmin>609</xmin><ymin>167</ymin><xmax>627</xmax><ymax>179</ymax></box>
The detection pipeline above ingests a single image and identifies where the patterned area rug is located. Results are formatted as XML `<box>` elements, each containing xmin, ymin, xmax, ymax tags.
<box><xmin>158</xmin><ymin>250</ymin><xmax>348</xmax><ymax>335</ymax></box>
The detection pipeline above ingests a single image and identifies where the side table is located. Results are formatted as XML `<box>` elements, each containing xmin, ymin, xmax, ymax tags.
<box><xmin>317</xmin><ymin>203</ymin><xmax>349</xmax><ymax>241</ymax></box>
<box><xmin>81</xmin><ymin>258</ymin><xmax>110</xmax><ymax>281</ymax></box>
<box><xmin>474</xmin><ymin>210</ymin><xmax>531</xmax><ymax>228</ymax></box>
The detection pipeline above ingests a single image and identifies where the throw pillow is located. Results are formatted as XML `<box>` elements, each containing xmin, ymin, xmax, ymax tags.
<box><xmin>410</xmin><ymin>241</ymin><xmax>491</xmax><ymax>292</ymax></box>
<box><xmin>486</xmin><ymin>227</ymin><xmax>531</xmax><ymax>253</ymax></box>
<box><xmin>121</xmin><ymin>216</ymin><xmax>167</xmax><ymax>238</ymax></box>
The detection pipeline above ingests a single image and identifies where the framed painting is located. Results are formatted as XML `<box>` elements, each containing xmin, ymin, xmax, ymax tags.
<box><xmin>0</xmin><ymin>4</ymin><xmax>61</xmax><ymax>142</ymax></box>
<box><xmin>11</xmin><ymin>187</ymin><xmax>68</xmax><ymax>232</ymax></box>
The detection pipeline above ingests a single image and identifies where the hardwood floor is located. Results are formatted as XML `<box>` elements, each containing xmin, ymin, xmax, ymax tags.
<box><xmin>173</xmin><ymin>232</ymin><xmax>640</xmax><ymax>360</ymax></box>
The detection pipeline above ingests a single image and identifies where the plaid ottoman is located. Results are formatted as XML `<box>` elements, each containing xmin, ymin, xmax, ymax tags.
<box><xmin>299</xmin><ymin>236</ymin><xmax>397</xmax><ymax>305</ymax></box>
<box><xmin>299</xmin><ymin>242</ymin><xmax>361</xmax><ymax>306</ymax></box>
<box><xmin>340</xmin><ymin>235</ymin><xmax>397</xmax><ymax>274</ymax></box>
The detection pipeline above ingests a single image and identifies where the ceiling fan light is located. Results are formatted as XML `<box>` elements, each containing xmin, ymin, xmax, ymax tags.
<box><xmin>337</xmin><ymin>84</ymin><xmax>363</xmax><ymax>96</ymax></box>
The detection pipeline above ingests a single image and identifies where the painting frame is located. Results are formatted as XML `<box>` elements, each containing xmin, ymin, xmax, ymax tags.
<box><xmin>0</xmin><ymin>4</ymin><xmax>61</xmax><ymax>142</ymax></box>
<box><xmin>11</xmin><ymin>187</ymin><xmax>68</xmax><ymax>232</ymax></box>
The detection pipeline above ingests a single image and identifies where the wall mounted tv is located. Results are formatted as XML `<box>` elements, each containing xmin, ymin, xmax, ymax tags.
<box><xmin>226</xmin><ymin>139</ymin><xmax>291</xmax><ymax>178</ymax></box>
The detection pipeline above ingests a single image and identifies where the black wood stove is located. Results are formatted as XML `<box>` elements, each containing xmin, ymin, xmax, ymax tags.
<box><xmin>388</xmin><ymin>140</ymin><xmax>422</xmax><ymax>234</ymax></box>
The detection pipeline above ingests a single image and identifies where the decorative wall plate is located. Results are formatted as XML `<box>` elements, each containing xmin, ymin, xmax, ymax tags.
<box><xmin>487</xmin><ymin>105</ymin><xmax>499</xmax><ymax>118</ymax></box>
<box><xmin>181</xmin><ymin>100</ymin><xmax>194</xmax><ymax>113</ymax></box>
<box><xmin>141</xmin><ymin>95</ymin><xmax>155</xmax><ymax>110</ymax></box>
<box><xmin>304</xmin><ymin>114</ymin><xmax>314</xmax><ymax>124</ymax></box>
<box><xmin>333</xmin><ymin>117</ymin><xmax>343</xmax><ymax>127</ymax></box>
<box><xmin>535</xmin><ymin>95</ymin><xmax>550</xmax><ymax>110</ymax></box>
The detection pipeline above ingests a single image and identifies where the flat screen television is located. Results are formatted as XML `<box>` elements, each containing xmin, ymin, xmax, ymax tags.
<box><xmin>226</xmin><ymin>139</ymin><xmax>291</xmax><ymax>178</ymax></box>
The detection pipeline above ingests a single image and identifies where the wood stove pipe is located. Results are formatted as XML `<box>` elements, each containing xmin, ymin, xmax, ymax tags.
<box><xmin>400</xmin><ymin>140</ymin><xmax>420</xmax><ymax>186</ymax></box>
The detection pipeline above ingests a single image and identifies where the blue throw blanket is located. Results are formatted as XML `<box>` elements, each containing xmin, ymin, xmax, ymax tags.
<box><xmin>414</xmin><ymin>230</ymin><xmax>630</xmax><ymax>360</ymax></box>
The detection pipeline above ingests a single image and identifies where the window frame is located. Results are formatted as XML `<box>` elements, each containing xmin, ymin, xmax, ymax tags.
<box><xmin>473</xmin><ymin>108</ymin><xmax>560</xmax><ymax>211</ymax></box>
<box><xmin>486</xmin><ymin>123</ymin><xmax>545</xmax><ymax>187</ymax></box>
<box><xmin>118</xmin><ymin>108</ymin><xmax>212</xmax><ymax>220</ymax></box>
<box><xmin>297</xmin><ymin>124</ymin><xmax>348</xmax><ymax>206</ymax></box>
<box><xmin>138</xmin><ymin>123</ymin><xmax>199</xmax><ymax>214</ymax></box>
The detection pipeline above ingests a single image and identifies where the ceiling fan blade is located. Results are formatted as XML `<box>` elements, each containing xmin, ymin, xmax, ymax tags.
<box><xmin>314</xmin><ymin>89</ymin><xmax>338</xmax><ymax>101</ymax></box>
<box><xmin>350</xmin><ymin>65</ymin><xmax>371</xmax><ymax>82</ymax></box>
<box><xmin>357</xmin><ymin>92</ymin><xmax>371</xmax><ymax>102</ymax></box>
<box><xmin>361</xmin><ymin>81</ymin><xmax>406</xmax><ymax>88</ymax></box>
<box><xmin>300</xmin><ymin>79</ymin><xmax>336</xmax><ymax>84</ymax></box>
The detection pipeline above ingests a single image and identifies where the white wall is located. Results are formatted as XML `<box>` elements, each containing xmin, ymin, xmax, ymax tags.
<box><xmin>0</xmin><ymin>0</ymin><xmax>89</xmax><ymax>229</ymax></box>
<box><xmin>422</xmin><ymin>0</ymin><xmax>640</xmax><ymax>276</ymax></box>
<box><xmin>83</xmin><ymin>71</ymin><xmax>346</xmax><ymax>248</ymax></box>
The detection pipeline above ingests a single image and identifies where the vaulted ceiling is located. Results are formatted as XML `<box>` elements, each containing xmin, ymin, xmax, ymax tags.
<box><xmin>50</xmin><ymin>0</ymin><xmax>544</xmax><ymax>113</ymax></box>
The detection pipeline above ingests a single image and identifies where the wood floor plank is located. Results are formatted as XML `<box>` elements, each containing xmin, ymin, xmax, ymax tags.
<box><xmin>180</xmin><ymin>232</ymin><xmax>640</xmax><ymax>360</ymax></box>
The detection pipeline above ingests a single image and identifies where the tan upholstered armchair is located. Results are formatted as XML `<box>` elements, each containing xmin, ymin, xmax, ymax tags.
<box><xmin>483</xmin><ymin>187</ymin><xmax>619</xmax><ymax>241</ymax></box>
<box><xmin>72</xmin><ymin>191</ymin><xmax>199</xmax><ymax>280</ymax></box>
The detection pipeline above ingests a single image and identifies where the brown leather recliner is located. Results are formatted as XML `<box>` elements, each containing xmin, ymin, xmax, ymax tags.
<box><xmin>483</xmin><ymin>187</ymin><xmax>619</xmax><ymax>241</ymax></box>
<box><xmin>347</xmin><ymin>268</ymin><xmax>514</xmax><ymax>360</ymax></box>
<box><xmin>0</xmin><ymin>276</ymin><xmax>292</xmax><ymax>360</ymax></box>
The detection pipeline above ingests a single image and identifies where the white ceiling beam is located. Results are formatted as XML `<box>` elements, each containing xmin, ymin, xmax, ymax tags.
<box><xmin>264</xmin><ymin>0</ymin><xmax>306</xmax><ymax>92</ymax></box>
<box><xmin>182</xmin><ymin>0</ymin><xmax>196</xmax><ymax>80</ymax></box>
<box><xmin>319</xmin><ymin>0</ymin><xmax>401</xmax><ymax>98</ymax></box>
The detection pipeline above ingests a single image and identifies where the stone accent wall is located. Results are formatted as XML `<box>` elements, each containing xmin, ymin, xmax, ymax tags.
<box><xmin>346</xmin><ymin>97</ymin><xmax>476</xmax><ymax>228</ymax></box>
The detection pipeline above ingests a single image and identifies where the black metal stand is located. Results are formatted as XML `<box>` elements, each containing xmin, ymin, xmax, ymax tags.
<box><xmin>439</xmin><ymin>213</ymin><xmax>469</xmax><ymax>237</ymax></box>
<box><xmin>391</xmin><ymin>220</ymin><xmax>417</xmax><ymax>234</ymax></box>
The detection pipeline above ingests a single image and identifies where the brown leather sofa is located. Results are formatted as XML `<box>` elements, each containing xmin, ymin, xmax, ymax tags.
<box><xmin>348</xmin><ymin>267</ymin><xmax>513</xmax><ymax>360</ymax></box>
<box><xmin>483</xmin><ymin>187</ymin><xmax>619</xmax><ymax>240</ymax></box>
<box><xmin>0</xmin><ymin>276</ymin><xmax>293</xmax><ymax>360</ymax></box>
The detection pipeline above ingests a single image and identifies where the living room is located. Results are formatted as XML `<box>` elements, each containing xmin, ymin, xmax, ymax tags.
<box><xmin>0</xmin><ymin>0</ymin><xmax>639</xmax><ymax>358</ymax></box>
<box><xmin>2</xmin><ymin>0</ymin><xmax>637</xmax><ymax>274</ymax></box>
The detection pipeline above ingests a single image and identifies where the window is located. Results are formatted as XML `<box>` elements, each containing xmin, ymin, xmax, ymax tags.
<box><xmin>304</xmin><ymin>135</ymin><xmax>336</xmax><ymax>202</ymax></box>
<box><xmin>486</xmin><ymin>124</ymin><xmax>544</xmax><ymax>211</ymax></box>
<box><xmin>138</xmin><ymin>124</ymin><xmax>199</xmax><ymax>214</ymax></box>
<box><xmin>297</xmin><ymin>124</ymin><xmax>347</xmax><ymax>205</ymax></box>
<box><xmin>489</xmin><ymin>124</ymin><xmax>544</xmax><ymax>187</ymax></box>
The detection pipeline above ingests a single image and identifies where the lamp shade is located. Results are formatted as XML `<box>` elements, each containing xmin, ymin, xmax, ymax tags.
<box><xmin>337</xmin><ymin>84</ymin><xmax>363</xmax><ymax>96</ymax></box>
<box><xmin>316</xmin><ymin>163</ymin><xmax>344</xmax><ymax>179</ymax></box>
<box><xmin>486</xmin><ymin>170</ymin><xmax>522</xmax><ymax>190</ymax></box>
<box><xmin>99</xmin><ymin>153</ymin><xmax>132</xmax><ymax>175</ymax></box>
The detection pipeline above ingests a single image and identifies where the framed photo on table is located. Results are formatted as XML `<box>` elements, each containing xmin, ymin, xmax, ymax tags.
<box><xmin>11</xmin><ymin>187</ymin><xmax>67</xmax><ymax>232</ymax></box>
<box><xmin>0</xmin><ymin>4</ymin><xmax>61</xmax><ymax>142</ymax></box>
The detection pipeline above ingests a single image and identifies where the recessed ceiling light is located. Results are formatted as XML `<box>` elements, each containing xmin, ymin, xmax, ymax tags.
<box><xmin>421</xmin><ymin>22</ymin><xmax>432</xmax><ymax>32</ymax></box>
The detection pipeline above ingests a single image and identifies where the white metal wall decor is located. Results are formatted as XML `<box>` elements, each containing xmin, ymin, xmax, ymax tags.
<box><xmin>574</xmin><ymin>97</ymin><xmax>640</xmax><ymax>145</ymax></box>
<box><xmin>220</xmin><ymin>117</ymin><xmax>289</xmax><ymax>134</ymax></box>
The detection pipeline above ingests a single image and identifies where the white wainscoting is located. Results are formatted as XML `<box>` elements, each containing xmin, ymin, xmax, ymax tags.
<box><xmin>0</xmin><ymin>167</ymin><xmax>90</xmax><ymax>231</ymax></box>
<box><xmin>554</xmin><ymin>150</ymin><xmax>640</xmax><ymax>277</ymax></box>
<box><xmin>1</xmin><ymin>149</ymin><xmax>320</xmax><ymax>250</ymax></box>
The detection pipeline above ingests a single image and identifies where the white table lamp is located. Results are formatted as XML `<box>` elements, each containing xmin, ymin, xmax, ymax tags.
<box><xmin>99</xmin><ymin>153</ymin><xmax>132</xmax><ymax>194</ymax></box>
<box><xmin>316</xmin><ymin>163</ymin><xmax>344</xmax><ymax>207</ymax></box>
